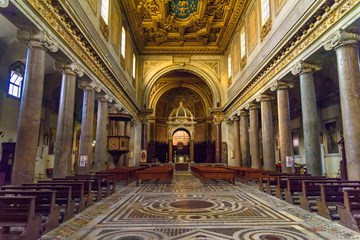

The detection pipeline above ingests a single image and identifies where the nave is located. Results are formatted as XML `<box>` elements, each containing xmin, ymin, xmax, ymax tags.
<box><xmin>41</xmin><ymin>172</ymin><xmax>360</xmax><ymax>240</ymax></box>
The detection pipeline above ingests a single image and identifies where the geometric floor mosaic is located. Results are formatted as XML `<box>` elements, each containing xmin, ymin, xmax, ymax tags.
<box><xmin>41</xmin><ymin>172</ymin><xmax>360</xmax><ymax>240</ymax></box>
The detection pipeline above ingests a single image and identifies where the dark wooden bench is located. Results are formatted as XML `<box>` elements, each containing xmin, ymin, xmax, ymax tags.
<box><xmin>337</xmin><ymin>189</ymin><xmax>360</xmax><ymax>231</ymax></box>
<box><xmin>0</xmin><ymin>190</ymin><xmax>60</xmax><ymax>233</ymax></box>
<box><xmin>283</xmin><ymin>177</ymin><xmax>334</xmax><ymax>204</ymax></box>
<box><xmin>0</xmin><ymin>196</ymin><xmax>42</xmax><ymax>240</ymax></box>
<box><xmin>263</xmin><ymin>173</ymin><xmax>311</xmax><ymax>196</ymax></box>
<box><xmin>25</xmin><ymin>182</ymin><xmax>87</xmax><ymax>213</ymax></box>
<box><xmin>298</xmin><ymin>180</ymin><xmax>360</xmax><ymax>211</ymax></box>
<box><xmin>67</xmin><ymin>174</ymin><xmax>116</xmax><ymax>197</ymax></box>
<box><xmin>136</xmin><ymin>166</ymin><xmax>174</xmax><ymax>186</ymax></box>
<box><xmin>274</xmin><ymin>174</ymin><xmax>317</xmax><ymax>199</ymax></box>
<box><xmin>97</xmin><ymin>166</ymin><xmax>148</xmax><ymax>186</ymax></box>
<box><xmin>316</xmin><ymin>184</ymin><xmax>360</xmax><ymax>220</ymax></box>
<box><xmin>53</xmin><ymin>177</ymin><xmax>100</xmax><ymax>202</ymax></box>
<box><xmin>191</xmin><ymin>166</ymin><xmax>236</xmax><ymax>185</ymax></box>
<box><xmin>1</xmin><ymin>185</ymin><xmax>75</xmax><ymax>222</ymax></box>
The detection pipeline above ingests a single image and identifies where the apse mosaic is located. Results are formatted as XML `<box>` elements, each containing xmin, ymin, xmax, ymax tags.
<box><xmin>41</xmin><ymin>172</ymin><xmax>360</xmax><ymax>240</ymax></box>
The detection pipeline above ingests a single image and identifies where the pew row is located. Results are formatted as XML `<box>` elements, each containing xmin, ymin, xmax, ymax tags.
<box><xmin>0</xmin><ymin>196</ymin><xmax>42</xmax><ymax>240</ymax></box>
<box><xmin>136</xmin><ymin>166</ymin><xmax>174</xmax><ymax>186</ymax></box>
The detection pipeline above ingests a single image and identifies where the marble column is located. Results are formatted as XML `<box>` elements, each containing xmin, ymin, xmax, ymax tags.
<box><xmin>190</xmin><ymin>139</ymin><xmax>194</xmax><ymax>163</ymax></box>
<box><xmin>257</xmin><ymin>94</ymin><xmax>276</xmax><ymax>171</ymax></box>
<box><xmin>141</xmin><ymin>119</ymin><xmax>148</xmax><ymax>151</ymax></box>
<box><xmin>123</xmin><ymin>121</ymin><xmax>131</xmax><ymax>167</ymax></box>
<box><xmin>291</xmin><ymin>61</ymin><xmax>322</xmax><ymax>176</ymax></box>
<box><xmin>213</xmin><ymin>112</ymin><xmax>225</xmax><ymax>163</ymax></box>
<box><xmin>325</xmin><ymin>30</ymin><xmax>360</xmax><ymax>180</ymax></box>
<box><xmin>77</xmin><ymin>80</ymin><xmax>99</xmax><ymax>175</ymax></box>
<box><xmin>233</xmin><ymin>116</ymin><xmax>241</xmax><ymax>167</ymax></box>
<box><xmin>272</xmin><ymin>81</ymin><xmax>294</xmax><ymax>173</ymax></box>
<box><xmin>248</xmin><ymin>103</ymin><xmax>261</xmax><ymax>169</ymax></box>
<box><xmin>240</xmin><ymin>110</ymin><xmax>250</xmax><ymax>167</ymax></box>
<box><xmin>12</xmin><ymin>31</ymin><xmax>58</xmax><ymax>185</ymax></box>
<box><xmin>168</xmin><ymin>139</ymin><xmax>173</xmax><ymax>163</ymax></box>
<box><xmin>94</xmin><ymin>93</ymin><xmax>110</xmax><ymax>172</ymax></box>
<box><xmin>53</xmin><ymin>62</ymin><xmax>83</xmax><ymax>178</ymax></box>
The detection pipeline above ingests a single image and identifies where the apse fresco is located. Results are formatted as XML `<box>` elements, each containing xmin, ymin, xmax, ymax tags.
<box><xmin>169</xmin><ymin>0</ymin><xmax>199</xmax><ymax>19</ymax></box>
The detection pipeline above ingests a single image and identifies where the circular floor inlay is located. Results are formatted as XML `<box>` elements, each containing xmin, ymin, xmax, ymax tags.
<box><xmin>169</xmin><ymin>200</ymin><xmax>214</xmax><ymax>209</ymax></box>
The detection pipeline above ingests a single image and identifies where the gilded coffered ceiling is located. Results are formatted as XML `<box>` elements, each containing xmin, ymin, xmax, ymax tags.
<box><xmin>121</xmin><ymin>0</ymin><xmax>249</xmax><ymax>53</ymax></box>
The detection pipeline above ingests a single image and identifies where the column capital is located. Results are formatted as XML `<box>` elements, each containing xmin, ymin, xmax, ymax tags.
<box><xmin>239</xmin><ymin>110</ymin><xmax>249</xmax><ymax>116</ymax></box>
<box><xmin>246</xmin><ymin>102</ymin><xmax>259</xmax><ymax>110</ymax></box>
<box><xmin>291</xmin><ymin>61</ymin><xmax>321</xmax><ymax>75</ymax></box>
<box><xmin>17</xmin><ymin>30</ymin><xmax>58</xmax><ymax>52</ymax></box>
<box><xmin>324</xmin><ymin>30</ymin><xmax>360</xmax><ymax>51</ymax></box>
<box><xmin>96</xmin><ymin>92</ymin><xmax>110</xmax><ymax>102</ymax></box>
<box><xmin>270</xmin><ymin>80</ymin><xmax>295</xmax><ymax>91</ymax></box>
<box><xmin>256</xmin><ymin>94</ymin><xmax>273</xmax><ymax>102</ymax></box>
<box><xmin>226</xmin><ymin>118</ymin><xmax>234</xmax><ymax>125</ymax></box>
<box><xmin>213</xmin><ymin>112</ymin><xmax>225</xmax><ymax>124</ymax></box>
<box><xmin>54</xmin><ymin>62</ymin><xmax>84</xmax><ymax>77</ymax></box>
<box><xmin>0</xmin><ymin>0</ymin><xmax>9</xmax><ymax>8</ymax></box>
<box><xmin>232</xmin><ymin>115</ymin><xmax>240</xmax><ymax>121</ymax></box>
<box><xmin>78</xmin><ymin>79</ymin><xmax>101</xmax><ymax>92</ymax></box>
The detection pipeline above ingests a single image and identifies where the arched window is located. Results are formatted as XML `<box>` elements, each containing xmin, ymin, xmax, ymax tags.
<box><xmin>101</xmin><ymin>0</ymin><xmax>109</xmax><ymax>25</ymax></box>
<box><xmin>8</xmin><ymin>61</ymin><xmax>25</xmax><ymax>99</ymax></box>
<box><xmin>121</xmin><ymin>26</ymin><xmax>126</xmax><ymax>58</ymax></box>
<box><xmin>261</xmin><ymin>0</ymin><xmax>270</xmax><ymax>26</ymax></box>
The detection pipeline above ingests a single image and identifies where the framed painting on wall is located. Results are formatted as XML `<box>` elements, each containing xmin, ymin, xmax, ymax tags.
<box><xmin>48</xmin><ymin>128</ymin><xmax>56</xmax><ymax>155</ymax></box>
<box><xmin>324</xmin><ymin>119</ymin><xmax>339</xmax><ymax>154</ymax></box>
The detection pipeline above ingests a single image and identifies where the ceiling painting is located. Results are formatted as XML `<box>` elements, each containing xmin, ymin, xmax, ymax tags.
<box><xmin>121</xmin><ymin>0</ymin><xmax>249</xmax><ymax>53</ymax></box>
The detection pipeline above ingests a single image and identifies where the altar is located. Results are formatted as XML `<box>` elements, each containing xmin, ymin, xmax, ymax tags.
<box><xmin>175</xmin><ymin>162</ymin><xmax>189</xmax><ymax>171</ymax></box>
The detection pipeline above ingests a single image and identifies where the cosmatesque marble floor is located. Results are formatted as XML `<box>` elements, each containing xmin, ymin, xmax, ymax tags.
<box><xmin>41</xmin><ymin>172</ymin><xmax>360</xmax><ymax>240</ymax></box>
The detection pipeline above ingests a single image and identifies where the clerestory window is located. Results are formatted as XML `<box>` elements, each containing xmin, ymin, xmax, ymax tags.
<box><xmin>101</xmin><ymin>0</ymin><xmax>110</xmax><ymax>25</ymax></box>
<box><xmin>8</xmin><ymin>61</ymin><xmax>25</xmax><ymax>99</ymax></box>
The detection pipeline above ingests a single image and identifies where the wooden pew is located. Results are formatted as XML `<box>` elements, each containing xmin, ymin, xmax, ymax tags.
<box><xmin>337</xmin><ymin>189</ymin><xmax>360</xmax><ymax>232</ymax></box>
<box><xmin>283</xmin><ymin>176</ymin><xmax>332</xmax><ymax>204</ymax></box>
<box><xmin>0</xmin><ymin>196</ymin><xmax>42</xmax><ymax>240</ymax></box>
<box><xmin>0</xmin><ymin>190</ymin><xmax>60</xmax><ymax>233</ymax></box>
<box><xmin>316</xmin><ymin>184</ymin><xmax>360</xmax><ymax>220</ymax></box>
<box><xmin>1</xmin><ymin>185</ymin><xmax>75</xmax><ymax>222</ymax></box>
<box><xmin>191</xmin><ymin>166</ymin><xmax>236</xmax><ymax>185</ymax></box>
<box><xmin>97</xmin><ymin>166</ymin><xmax>148</xmax><ymax>186</ymax></box>
<box><xmin>136</xmin><ymin>166</ymin><xmax>174</xmax><ymax>186</ymax></box>
<box><xmin>67</xmin><ymin>174</ymin><xmax>116</xmax><ymax>197</ymax></box>
<box><xmin>53</xmin><ymin>177</ymin><xmax>100</xmax><ymax>202</ymax></box>
<box><xmin>298</xmin><ymin>180</ymin><xmax>360</xmax><ymax>211</ymax></box>
<box><xmin>264</xmin><ymin>173</ymin><xmax>311</xmax><ymax>197</ymax></box>
<box><xmin>25</xmin><ymin>182</ymin><xmax>87</xmax><ymax>213</ymax></box>
<box><xmin>39</xmin><ymin>179</ymin><xmax>93</xmax><ymax>207</ymax></box>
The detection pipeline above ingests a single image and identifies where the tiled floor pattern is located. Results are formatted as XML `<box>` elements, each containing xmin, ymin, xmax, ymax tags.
<box><xmin>42</xmin><ymin>172</ymin><xmax>360</xmax><ymax>240</ymax></box>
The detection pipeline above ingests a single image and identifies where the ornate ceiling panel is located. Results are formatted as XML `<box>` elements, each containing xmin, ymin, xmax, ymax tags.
<box><xmin>121</xmin><ymin>0</ymin><xmax>249</xmax><ymax>53</ymax></box>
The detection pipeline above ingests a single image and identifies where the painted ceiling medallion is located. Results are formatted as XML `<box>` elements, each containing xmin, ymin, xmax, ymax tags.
<box><xmin>127</xmin><ymin>0</ymin><xmax>241</xmax><ymax>53</ymax></box>
<box><xmin>169</xmin><ymin>0</ymin><xmax>199</xmax><ymax>20</ymax></box>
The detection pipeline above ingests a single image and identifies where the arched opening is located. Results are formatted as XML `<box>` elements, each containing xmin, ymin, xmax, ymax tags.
<box><xmin>147</xmin><ymin>71</ymin><xmax>216</xmax><ymax>164</ymax></box>
<box><xmin>172</xmin><ymin>129</ymin><xmax>190</xmax><ymax>162</ymax></box>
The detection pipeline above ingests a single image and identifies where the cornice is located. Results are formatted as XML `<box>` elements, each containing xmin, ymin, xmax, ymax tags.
<box><xmin>224</xmin><ymin>0</ymin><xmax>359</xmax><ymax>116</ymax></box>
<box><xmin>23</xmin><ymin>0</ymin><xmax>139</xmax><ymax>117</ymax></box>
